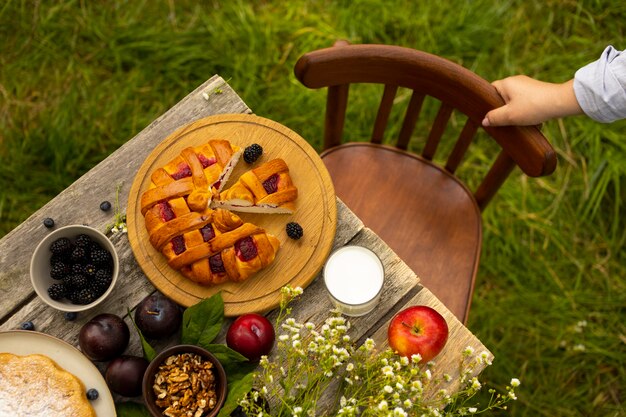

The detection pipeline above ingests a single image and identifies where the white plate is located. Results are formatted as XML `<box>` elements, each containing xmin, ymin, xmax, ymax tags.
<box><xmin>0</xmin><ymin>330</ymin><xmax>116</xmax><ymax>416</ymax></box>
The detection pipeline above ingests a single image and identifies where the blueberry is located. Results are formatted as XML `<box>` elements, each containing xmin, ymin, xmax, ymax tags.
<box><xmin>86</xmin><ymin>388</ymin><xmax>99</xmax><ymax>400</ymax></box>
<box><xmin>43</xmin><ymin>218</ymin><xmax>55</xmax><ymax>228</ymax></box>
<box><xmin>100</xmin><ymin>201</ymin><xmax>112</xmax><ymax>211</ymax></box>
<box><xmin>64</xmin><ymin>312</ymin><xmax>78</xmax><ymax>321</ymax></box>
<box><xmin>20</xmin><ymin>321</ymin><xmax>34</xmax><ymax>331</ymax></box>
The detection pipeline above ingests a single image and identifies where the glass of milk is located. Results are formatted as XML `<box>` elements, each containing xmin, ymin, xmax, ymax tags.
<box><xmin>323</xmin><ymin>245</ymin><xmax>385</xmax><ymax>317</ymax></box>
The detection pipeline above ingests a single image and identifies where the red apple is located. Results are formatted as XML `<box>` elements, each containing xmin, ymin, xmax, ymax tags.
<box><xmin>387</xmin><ymin>305</ymin><xmax>449</xmax><ymax>362</ymax></box>
<box><xmin>226</xmin><ymin>313</ymin><xmax>275</xmax><ymax>362</ymax></box>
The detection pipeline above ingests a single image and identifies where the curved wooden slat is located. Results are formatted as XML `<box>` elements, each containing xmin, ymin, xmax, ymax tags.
<box><xmin>397</xmin><ymin>91</ymin><xmax>425</xmax><ymax>150</ymax></box>
<box><xmin>371</xmin><ymin>84</ymin><xmax>398</xmax><ymax>144</ymax></box>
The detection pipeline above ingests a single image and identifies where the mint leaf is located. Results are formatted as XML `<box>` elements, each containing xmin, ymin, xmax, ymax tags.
<box><xmin>182</xmin><ymin>293</ymin><xmax>224</xmax><ymax>346</ymax></box>
<box><xmin>116</xmin><ymin>401</ymin><xmax>151</xmax><ymax>417</ymax></box>
<box><xmin>201</xmin><ymin>344</ymin><xmax>257</xmax><ymax>379</ymax></box>
<box><xmin>127</xmin><ymin>307</ymin><xmax>157</xmax><ymax>362</ymax></box>
<box><xmin>216</xmin><ymin>372</ymin><xmax>254</xmax><ymax>417</ymax></box>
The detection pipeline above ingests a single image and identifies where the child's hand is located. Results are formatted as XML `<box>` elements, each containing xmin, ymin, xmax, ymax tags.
<box><xmin>482</xmin><ymin>75</ymin><xmax>583</xmax><ymax>127</ymax></box>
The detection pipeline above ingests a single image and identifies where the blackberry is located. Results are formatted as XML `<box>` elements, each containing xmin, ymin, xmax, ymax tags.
<box><xmin>74</xmin><ymin>287</ymin><xmax>97</xmax><ymax>305</ymax></box>
<box><xmin>20</xmin><ymin>321</ymin><xmax>35</xmax><ymax>331</ymax></box>
<box><xmin>91</xmin><ymin>248</ymin><xmax>112</xmax><ymax>266</ymax></box>
<box><xmin>92</xmin><ymin>274</ymin><xmax>112</xmax><ymax>295</ymax></box>
<box><xmin>286</xmin><ymin>222</ymin><xmax>304</xmax><ymax>240</ymax></box>
<box><xmin>43</xmin><ymin>217</ymin><xmax>55</xmax><ymax>228</ymax></box>
<box><xmin>75</xmin><ymin>234</ymin><xmax>92</xmax><ymax>248</ymax></box>
<box><xmin>86</xmin><ymin>388</ymin><xmax>99</xmax><ymax>400</ymax></box>
<box><xmin>50</xmin><ymin>262</ymin><xmax>70</xmax><ymax>280</ymax></box>
<box><xmin>83</xmin><ymin>264</ymin><xmax>97</xmax><ymax>278</ymax></box>
<box><xmin>50</xmin><ymin>237</ymin><xmax>72</xmax><ymax>255</ymax></box>
<box><xmin>47</xmin><ymin>283</ymin><xmax>66</xmax><ymax>300</ymax></box>
<box><xmin>100</xmin><ymin>201</ymin><xmax>112</xmax><ymax>211</ymax></box>
<box><xmin>66</xmin><ymin>274</ymin><xmax>88</xmax><ymax>290</ymax></box>
<box><xmin>67</xmin><ymin>290</ymin><xmax>82</xmax><ymax>304</ymax></box>
<box><xmin>50</xmin><ymin>253</ymin><xmax>66</xmax><ymax>266</ymax></box>
<box><xmin>243</xmin><ymin>143</ymin><xmax>263</xmax><ymax>164</ymax></box>
<box><xmin>71</xmin><ymin>264</ymin><xmax>84</xmax><ymax>275</ymax></box>
<box><xmin>71</xmin><ymin>246</ymin><xmax>87</xmax><ymax>263</ymax></box>
<box><xmin>95</xmin><ymin>268</ymin><xmax>112</xmax><ymax>280</ymax></box>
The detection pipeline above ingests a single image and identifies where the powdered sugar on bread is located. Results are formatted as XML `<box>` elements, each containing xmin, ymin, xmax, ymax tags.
<box><xmin>0</xmin><ymin>353</ymin><xmax>95</xmax><ymax>417</ymax></box>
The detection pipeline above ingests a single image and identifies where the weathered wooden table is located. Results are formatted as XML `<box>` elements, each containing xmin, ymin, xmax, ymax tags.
<box><xmin>0</xmin><ymin>76</ymin><xmax>490</xmax><ymax>414</ymax></box>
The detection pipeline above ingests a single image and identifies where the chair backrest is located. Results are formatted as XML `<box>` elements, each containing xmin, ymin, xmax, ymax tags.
<box><xmin>294</xmin><ymin>43</ymin><xmax>557</xmax><ymax>209</ymax></box>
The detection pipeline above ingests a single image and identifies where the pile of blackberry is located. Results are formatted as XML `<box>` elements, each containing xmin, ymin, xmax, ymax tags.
<box><xmin>47</xmin><ymin>234</ymin><xmax>114</xmax><ymax>305</ymax></box>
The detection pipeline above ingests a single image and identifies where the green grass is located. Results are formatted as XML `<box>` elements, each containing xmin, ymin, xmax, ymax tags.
<box><xmin>1</xmin><ymin>1</ymin><xmax>624</xmax><ymax>415</ymax></box>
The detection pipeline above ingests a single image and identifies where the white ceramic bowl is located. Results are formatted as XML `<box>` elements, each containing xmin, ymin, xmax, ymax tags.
<box><xmin>30</xmin><ymin>225</ymin><xmax>119</xmax><ymax>312</ymax></box>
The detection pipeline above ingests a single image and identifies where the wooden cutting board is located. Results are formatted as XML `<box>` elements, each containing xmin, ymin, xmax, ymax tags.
<box><xmin>127</xmin><ymin>114</ymin><xmax>337</xmax><ymax>316</ymax></box>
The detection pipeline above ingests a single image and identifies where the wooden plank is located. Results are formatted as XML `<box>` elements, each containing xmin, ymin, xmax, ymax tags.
<box><xmin>0</xmin><ymin>76</ymin><xmax>251</xmax><ymax>322</ymax></box>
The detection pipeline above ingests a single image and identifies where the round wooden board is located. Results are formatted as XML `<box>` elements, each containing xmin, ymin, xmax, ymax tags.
<box><xmin>127</xmin><ymin>114</ymin><xmax>337</xmax><ymax>316</ymax></box>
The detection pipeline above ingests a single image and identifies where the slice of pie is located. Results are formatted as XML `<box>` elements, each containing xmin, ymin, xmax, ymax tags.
<box><xmin>0</xmin><ymin>353</ymin><xmax>96</xmax><ymax>417</ymax></box>
<box><xmin>140</xmin><ymin>139</ymin><xmax>241</xmax><ymax>215</ymax></box>
<box><xmin>213</xmin><ymin>158</ymin><xmax>298</xmax><ymax>213</ymax></box>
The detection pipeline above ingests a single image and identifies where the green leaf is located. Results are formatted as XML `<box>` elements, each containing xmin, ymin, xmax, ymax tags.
<box><xmin>127</xmin><ymin>307</ymin><xmax>157</xmax><ymax>362</ymax></box>
<box><xmin>216</xmin><ymin>372</ymin><xmax>254</xmax><ymax>417</ymax></box>
<box><xmin>201</xmin><ymin>344</ymin><xmax>257</xmax><ymax>380</ymax></box>
<box><xmin>115</xmin><ymin>401</ymin><xmax>151</xmax><ymax>417</ymax></box>
<box><xmin>181</xmin><ymin>293</ymin><xmax>224</xmax><ymax>346</ymax></box>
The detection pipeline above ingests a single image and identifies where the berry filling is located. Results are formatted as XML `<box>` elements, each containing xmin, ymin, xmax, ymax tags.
<box><xmin>213</xmin><ymin>180</ymin><xmax>221</xmax><ymax>190</ymax></box>
<box><xmin>171</xmin><ymin>162</ymin><xmax>192</xmax><ymax>180</ymax></box>
<box><xmin>262</xmin><ymin>174</ymin><xmax>279</xmax><ymax>194</ymax></box>
<box><xmin>200</xmin><ymin>224</ymin><xmax>216</xmax><ymax>242</ymax></box>
<box><xmin>209</xmin><ymin>253</ymin><xmax>226</xmax><ymax>273</ymax></box>
<box><xmin>235</xmin><ymin>236</ymin><xmax>258</xmax><ymax>262</ymax></box>
<box><xmin>198</xmin><ymin>154</ymin><xmax>216</xmax><ymax>168</ymax></box>
<box><xmin>171</xmin><ymin>235</ymin><xmax>186</xmax><ymax>255</ymax></box>
<box><xmin>159</xmin><ymin>202</ymin><xmax>176</xmax><ymax>222</ymax></box>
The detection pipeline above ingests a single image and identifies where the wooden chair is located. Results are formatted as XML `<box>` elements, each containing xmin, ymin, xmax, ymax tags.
<box><xmin>294</xmin><ymin>43</ymin><xmax>556</xmax><ymax>323</ymax></box>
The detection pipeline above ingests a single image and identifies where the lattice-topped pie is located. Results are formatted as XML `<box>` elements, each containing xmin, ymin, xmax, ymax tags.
<box><xmin>140</xmin><ymin>140</ymin><xmax>296</xmax><ymax>285</ymax></box>
<box><xmin>0</xmin><ymin>353</ymin><xmax>95</xmax><ymax>417</ymax></box>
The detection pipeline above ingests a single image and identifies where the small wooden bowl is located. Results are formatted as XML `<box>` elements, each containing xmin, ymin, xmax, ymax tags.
<box><xmin>30</xmin><ymin>225</ymin><xmax>119</xmax><ymax>312</ymax></box>
<box><xmin>142</xmin><ymin>345</ymin><xmax>227</xmax><ymax>417</ymax></box>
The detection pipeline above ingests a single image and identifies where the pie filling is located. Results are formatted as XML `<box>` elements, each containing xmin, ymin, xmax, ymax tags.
<box><xmin>198</xmin><ymin>154</ymin><xmax>217</xmax><ymax>168</ymax></box>
<box><xmin>209</xmin><ymin>253</ymin><xmax>226</xmax><ymax>273</ymax></box>
<box><xmin>159</xmin><ymin>202</ymin><xmax>176</xmax><ymax>222</ymax></box>
<box><xmin>171</xmin><ymin>162</ymin><xmax>192</xmax><ymax>180</ymax></box>
<box><xmin>235</xmin><ymin>236</ymin><xmax>258</xmax><ymax>262</ymax></box>
<box><xmin>200</xmin><ymin>224</ymin><xmax>216</xmax><ymax>242</ymax></box>
<box><xmin>172</xmin><ymin>235</ymin><xmax>186</xmax><ymax>255</ymax></box>
<box><xmin>262</xmin><ymin>174</ymin><xmax>279</xmax><ymax>194</ymax></box>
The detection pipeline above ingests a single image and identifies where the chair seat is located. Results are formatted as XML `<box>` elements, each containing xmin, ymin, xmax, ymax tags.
<box><xmin>321</xmin><ymin>143</ymin><xmax>482</xmax><ymax>322</ymax></box>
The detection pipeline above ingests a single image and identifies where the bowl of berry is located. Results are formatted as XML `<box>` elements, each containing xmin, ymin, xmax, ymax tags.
<box><xmin>30</xmin><ymin>225</ymin><xmax>119</xmax><ymax>312</ymax></box>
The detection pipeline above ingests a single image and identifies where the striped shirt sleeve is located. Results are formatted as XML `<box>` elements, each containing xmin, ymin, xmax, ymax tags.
<box><xmin>573</xmin><ymin>45</ymin><xmax>626</xmax><ymax>123</ymax></box>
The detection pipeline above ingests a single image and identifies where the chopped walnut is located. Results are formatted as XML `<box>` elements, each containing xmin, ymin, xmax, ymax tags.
<box><xmin>152</xmin><ymin>352</ymin><xmax>218</xmax><ymax>417</ymax></box>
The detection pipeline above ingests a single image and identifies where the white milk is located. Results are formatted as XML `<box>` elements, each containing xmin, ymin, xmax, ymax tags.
<box><xmin>323</xmin><ymin>246</ymin><xmax>385</xmax><ymax>316</ymax></box>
